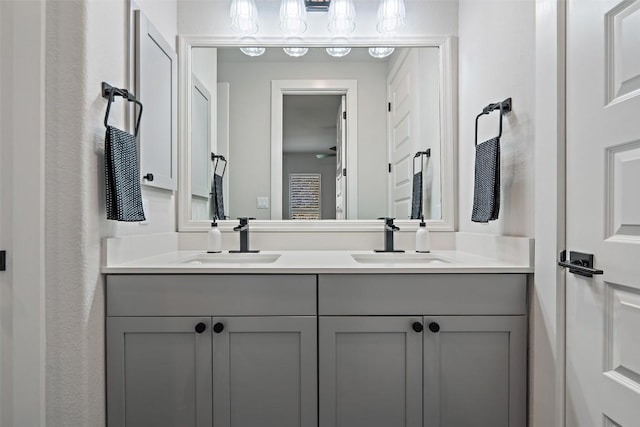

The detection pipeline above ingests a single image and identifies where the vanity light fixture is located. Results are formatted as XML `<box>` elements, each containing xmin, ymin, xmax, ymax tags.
<box><xmin>327</xmin><ymin>0</ymin><xmax>356</xmax><ymax>35</ymax></box>
<box><xmin>326</xmin><ymin>45</ymin><xmax>351</xmax><ymax>57</ymax></box>
<box><xmin>283</xmin><ymin>46</ymin><xmax>309</xmax><ymax>57</ymax></box>
<box><xmin>376</xmin><ymin>0</ymin><xmax>405</xmax><ymax>34</ymax></box>
<box><xmin>368</xmin><ymin>46</ymin><xmax>395</xmax><ymax>58</ymax></box>
<box><xmin>230</xmin><ymin>0</ymin><xmax>260</xmax><ymax>34</ymax></box>
<box><xmin>280</xmin><ymin>0</ymin><xmax>308</xmax><ymax>35</ymax></box>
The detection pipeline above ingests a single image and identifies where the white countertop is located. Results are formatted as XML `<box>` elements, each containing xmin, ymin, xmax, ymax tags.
<box><xmin>102</xmin><ymin>249</ymin><xmax>533</xmax><ymax>274</ymax></box>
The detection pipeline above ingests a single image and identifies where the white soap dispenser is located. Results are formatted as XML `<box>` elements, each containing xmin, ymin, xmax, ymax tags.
<box><xmin>207</xmin><ymin>220</ymin><xmax>222</xmax><ymax>253</ymax></box>
<box><xmin>415</xmin><ymin>216</ymin><xmax>430</xmax><ymax>253</ymax></box>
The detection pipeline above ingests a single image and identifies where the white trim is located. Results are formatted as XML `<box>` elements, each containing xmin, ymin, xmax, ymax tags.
<box><xmin>533</xmin><ymin>0</ymin><xmax>566</xmax><ymax>426</ymax></box>
<box><xmin>271</xmin><ymin>79</ymin><xmax>358</xmax><ymax>219</ymax></box>
<box><xmin>177</xmin><ymin>35</ymin><xmax>457</xmax><ymax>232</ymax></box>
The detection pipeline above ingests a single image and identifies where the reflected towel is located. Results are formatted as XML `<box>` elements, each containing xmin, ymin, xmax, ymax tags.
<box><xmin>411</xmin><ymin>171</ymin><xmax>423</xmax><ymax>219</ymax></box>
<box><xmin>212</xmin><ymin>173</ymin><xmax>225</xmax><ymax>220</ymax></box>
<box><xmin>471</xmin><ymin>137</ymin><xmax>500</xmax><ymax>222</ymax></box>
<box><xmin>104</xmin><ymin>125</ymin><xmax>146</xmax><ymax>222</ymax></box>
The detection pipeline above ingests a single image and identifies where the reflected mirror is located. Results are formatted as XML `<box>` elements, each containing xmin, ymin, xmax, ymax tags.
<box><xmin>179</xmin><ymin>39</ymin><xmax>456</xmax><ymax>229</ymax></box>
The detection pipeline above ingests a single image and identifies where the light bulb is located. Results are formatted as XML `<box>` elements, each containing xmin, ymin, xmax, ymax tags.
<box><xmin>328</xmin><ymin>0</ymin><xmax>356</xmax><ymax>35</ymax></box>
<box><xmin>376</xmin><ymin>0</ymin><xmax>405</xmax><ymax>34</ymax></box>
<box><xmin>280</xmin><ymin>0</ymin><xmax>307</xmax><ymax>35</ymax></box>
<box><xmin>230</xmin><ymin>0</ymin><xmax>259</xmax><ymax>34</ymax></box>
<box><xmin>368</xmin><ymin>47</ymin><xmax>395</xmax><ymax>58</ymax></box>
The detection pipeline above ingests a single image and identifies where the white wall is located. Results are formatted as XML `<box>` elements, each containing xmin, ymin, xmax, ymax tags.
<box><xmin>45</xmin><ymin>0</ymin><xmax>177</xmax><ymax>425</ymax></box>
<box><xmin>457</xmin><ymin>0</ymin><xmax>535</xmax><ymax>237</ymax></box>
<box><xmin>217</xmin><ymin>56</ymin><xmax>389</xmax><ymax>219</ymax></box>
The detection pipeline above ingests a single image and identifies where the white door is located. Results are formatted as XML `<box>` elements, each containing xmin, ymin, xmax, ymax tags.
<box><xmin>388</xmin><ymin>49</ymin><xmax>420</xmax><ymax>219</ymax></box>
<box><xmin>335</xmin><ymin>95</ymin><xmax>347</xmax><ymax>219</ymax></box>
<box><xmin>566</xmin><ymin>0</ymin><xmax>640</xmax><ymax>425</ymax></box>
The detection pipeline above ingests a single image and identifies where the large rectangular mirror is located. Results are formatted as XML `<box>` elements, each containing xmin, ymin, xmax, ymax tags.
<box><xmin>178</xmin><ymin>37</ymin><xmax>456</xmax><ymax>231</ymax></box>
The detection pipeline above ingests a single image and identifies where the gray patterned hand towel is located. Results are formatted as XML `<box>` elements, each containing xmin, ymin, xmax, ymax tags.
<box><xmin>212</xmin><ymin>173</ymin><xmax>225</xmax><ymax>220</ymax></box>
<box><xmin>411</xmin><ymin>171</ymin><xmax>423</xmax><ymax>219</ymax></box>
<box><xmin>471</xmin><ymin>137</ymin><xmax>500</xmax><ymax>222</ymax></box>
<box><xmin>105</xmin><ymin>125</ymin><xmax>146</xmax><ymax>221</ymax></box>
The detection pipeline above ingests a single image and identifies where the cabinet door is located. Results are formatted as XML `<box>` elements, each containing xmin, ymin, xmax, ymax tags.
<box><xmin>107</xmin><ymin>317</ymin><xmax>212</xmax><ymax>427</ymax></box>
<box><xmin>319</xmin><ymin>316</ymin><xmax>423</xmax><ymax>427</ymax></box>
<box><xmin>212</xmin><ymin>316</ymin><xmax>317</xmax><ymax>427</ymax></box>
<box><xmin>423</xmin><ymin>316</ymin><xmax>526</xmax><ymax>427</ymax></box>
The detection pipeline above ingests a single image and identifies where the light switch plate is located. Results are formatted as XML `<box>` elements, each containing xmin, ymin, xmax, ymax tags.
<box><xmin>257</xmin><ymin>196</ymin><xmax>269</xmax><ymax>209</ymax></box>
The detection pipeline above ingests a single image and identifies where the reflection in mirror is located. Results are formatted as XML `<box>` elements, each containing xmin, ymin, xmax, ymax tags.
<box><xmin>188</xmin><ymin>46</ymin><xmax>441</xmax><ymax>221</ymax></box>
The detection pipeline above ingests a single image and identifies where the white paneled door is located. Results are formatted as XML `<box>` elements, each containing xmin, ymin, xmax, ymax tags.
<box><xmin>566</xmin><ymin>0</ymin><xmax>640</xmax><ymax>425</ymax></box>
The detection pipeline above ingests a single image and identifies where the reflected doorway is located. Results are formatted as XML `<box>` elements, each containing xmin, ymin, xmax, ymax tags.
<box><xmin>282</xmin><ymin>94</ymin><xmax>347</xmax><ymax>220</ymax></box>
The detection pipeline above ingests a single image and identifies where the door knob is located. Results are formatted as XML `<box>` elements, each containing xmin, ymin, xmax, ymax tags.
<box><xmin>194</xmin><ymin>322</ymin><xmax>207</xmax><ymax>333</ymax></box>
<box><xmin>213</xmin><ymin>322</ymin><xmax>225</xmax><ymax>333</ymax></box>
<box><xmin>143</xmin><ymin>173</ymin><xmax>154</xmax><ymax>181</ymax></box>
<box><xmin>412</xmin><ymin>322</ymin><xmax>424</xmax><ymax>333</ymax></box>
<box><xmin>428</xmin><ymin>322</ymin><xmax>440</xmax><ymax>333</ymax></box>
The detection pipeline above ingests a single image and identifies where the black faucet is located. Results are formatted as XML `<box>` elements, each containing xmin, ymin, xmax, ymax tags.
<box><xmin>230</xmin><ymin>217</ymin><xmax>259</xmax><ymax>253</ymax></box>
<box><xmin>375</xmin><ymin>217</ymin><xmax>405</xmax><ymax>253</ymax></box>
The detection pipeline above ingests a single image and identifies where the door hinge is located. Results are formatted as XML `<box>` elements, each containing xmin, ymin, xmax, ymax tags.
<box><xmin>388</xmin><ymin>102</ymin><xmax>392</xmax><ymax>112</ymax></box>
<box><xmin>342</xmin><ymin>168</ymin><xmax>347</xmax><ymax>177</ymax></box>
<box><xmin>0</xmin><ymin>250</ymin><xmax>6</xmax><ymax>271</ymax></box>
<box><xmin>388</xmin><ymin>163</ymin><xmax>392</xmax><ymax>173</ymax></box>
<box><xmin>343</xmin><ymin>111</ymin><xmax>347</xmax><ymax>120</ymax></box>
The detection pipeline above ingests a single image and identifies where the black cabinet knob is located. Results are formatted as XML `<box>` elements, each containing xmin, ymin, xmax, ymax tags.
<box><xmin>428</xmin><ymin>322</ymin><xmax>440</xmax><ymax>333</ymax></box>
<box><xmin>194</xmin><ymin>322</ymin><xmax>207</xmax><ymax>333</ymax></box>
<box><xmin>412</xmin><ymin>322</ymin><xmax>424</xmax><ymax>333</ymax></box>
<box><xmin>143</xmin><ymin>173</ymin><xmax>154</xmax><ymax>181</ymax></box>
<box><xmin>213</xmin><ymin>322</ymin><xmax>225</xmax><ymax>333</ymax></box>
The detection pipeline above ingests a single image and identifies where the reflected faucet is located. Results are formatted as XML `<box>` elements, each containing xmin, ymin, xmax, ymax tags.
<box><xmin>230</xmin><ymin>217</ymin><xmax>259</xmax><ymax>253</ymax></box>
<box><xmin>375</xmin><ymin>217</ymin><xmax>405</xmax><ymax>253</ymax></box>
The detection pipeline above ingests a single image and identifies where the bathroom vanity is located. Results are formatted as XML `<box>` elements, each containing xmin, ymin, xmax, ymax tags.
<box><xmin>104</xmin><ymin>250</ymin><xmax>529</xmax><ymax>427</ymax></box>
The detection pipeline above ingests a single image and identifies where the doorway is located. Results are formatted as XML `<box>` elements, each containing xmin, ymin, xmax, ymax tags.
<box><xmin>270</xmin><ymin>79</ymin><xmax>358</xmax><ymax>220</ymax></box>
<box><xmin>282</xmin><ymin>95</ymin><xmax>345</xmax><ymax>220</ymax></box>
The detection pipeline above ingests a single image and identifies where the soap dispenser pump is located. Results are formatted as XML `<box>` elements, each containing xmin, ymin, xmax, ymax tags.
<box><xmin>415</xmin><ymin>216</ymin><xmax>430</xmax><ymax>253</ymax></box>
<box><xmin>207</xmin><ymin>220</ymin><xmax>222</xmax><ymax>253</ymax></box>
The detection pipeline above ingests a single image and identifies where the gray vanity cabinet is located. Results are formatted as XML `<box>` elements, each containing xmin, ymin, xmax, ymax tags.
<box><xmin>212</xmin><ymin>316</ymin><xmax>317</xmax><ymax>427</ymax></box>
<box><xmin>422</xmin><ymin>315</ymin><xmax>527</xmax><ymax>427</ymax></box>
<box><xmin>318</xmin><ymin>316</ymin><xmax>423</xmax><ymax>427</ymax></box>
<box><xmin>106</xmin><ymin>316</ymin><xmax>213</xmax><ymax>427</ymax></box>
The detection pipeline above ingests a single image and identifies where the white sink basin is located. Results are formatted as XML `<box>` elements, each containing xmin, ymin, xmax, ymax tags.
<box><xmin>351</xmin><ymin>252</ymin><xmax>452</xmax><ymax>264</ymax></box>
<box><xmin>182</xmin><ymin>253</ymin><xmax>281</xmax><ymax>264</ymax></box>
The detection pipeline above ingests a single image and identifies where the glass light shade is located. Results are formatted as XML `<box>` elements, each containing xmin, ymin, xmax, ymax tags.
<box><xmin>376</xmin><ymin>0</ymin><xmax>405</xmax><ymax>34</ymax></box>
<box><xmin>230</xmin><ymin>0</ymin><xmax>259</xmax><ymax>34</ymax></box>
<box><xmin>280</xmin><ymin>0</ymin><xmax>307</xmax><ymax>35</ymax></box>
<box><xmin>283</xmin><ymin>46</ymin><xmax>309</xmax><ymax>57</ymax></box>
<box><xmin>326</xmin><ymin>46</ymin><xmax>352</xmax><ymax>57</ymax></box>
<box><xmin>240</xmin><ymin>46</ymin><xmax>266</xmax><ymax>56</ymax></box>
<box><xmin>368</xmin><ymin>47</ymin><xmax>395</xmax><ymax>58</ymax></box>
<box><xmin>327</xmin><ymin>0</ymin><xmax>356</xmax><ymax>34</ymax></box>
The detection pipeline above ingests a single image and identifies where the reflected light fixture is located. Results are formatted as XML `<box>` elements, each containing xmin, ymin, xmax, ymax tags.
<box><xmin>230</xmin><ymin>0</ymin><xmax>260</xmax><ymax>34</ymax></box>
<box><xmin>327</xmin><ymin>0</ymin><xmax>356</xmax><ymax>35</ymax></box>
<box><xmin>368</xmin><ymin>47</ymin><xmax>395</xmax><ymax>58</ymax></box>
<box><xmin>280</xmin><ymin>0</ymin><xmax>308</xmax><ymax>35</ymax></box>
<box><xmin>283</xmin><ymin>46</ymin><xmax>309</xmax><ymax>57</ymax></box>
<box><xmin>240</xmin><ymin>46</ymin><xmax>266</xmax><ymax>56</ymax></box>
<box><xmin>376</xmin><ymin>0</ymin><xmax>405</xmax><ymax>34</ymax></box>
<box><xmin>326</xmin><ymin>46</ymin><xmax>351</xmax><ymax>58</ymax></box>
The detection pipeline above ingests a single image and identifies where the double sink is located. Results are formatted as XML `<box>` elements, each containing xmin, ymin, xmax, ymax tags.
<box><xmin>181</xmin><ymin>252</ymin><xmax>452</xmax><ymax>265</ymax></box>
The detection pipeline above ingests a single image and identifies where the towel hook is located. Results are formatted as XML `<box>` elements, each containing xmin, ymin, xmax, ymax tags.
<box><xmin>475</xmin><ymin>98</ymin><xmax>512</xmax><ymax>146</ymax></box>
<box><xmin>102</xmin><ymin>82</ymin><xmax>143</xmax><ymax>137</ymax></box>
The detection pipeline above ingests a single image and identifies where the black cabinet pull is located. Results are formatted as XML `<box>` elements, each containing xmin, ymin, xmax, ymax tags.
<box><xmin>428</xmin><ymin>322</ymin><xmax>440</xmax><ymax>333</ymax></box>
<box><xmin>143</xmin><ymin>173</ymin><xmax>154</xmax><ymax>181</ymax></box>
<box><xmin>412</xmin><ymin>322</ymin><xmax>424</xmax><ymax>333</ymax></box>
<box><xmin>213</xmin><ymin>322</ymin><xmax>225</xmax><ymax>333</ymax></box>
<box><xmin>194</xmin><ymin>322</ymin><xmax>207</xmax><ymax>333</ymax></box>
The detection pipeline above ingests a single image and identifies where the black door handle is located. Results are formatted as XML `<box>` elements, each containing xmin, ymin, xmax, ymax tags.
<box><xmin>194</xmin><ymin>322</ymin><xmax>207</xmax><ymax>333</ymax></box>
<box><xmin>428</xmin><ymin>322</ymin><xmax>440</xmax><ymax>333</ymax></box>
<box><xmin>558</xmin><ymin>251</ymin><xmax>603</xmax><ymax>277</ymax></box>
<box><xmin>412</xmin><ymin>322</ymin><xmax>423</xmax><ymax>333</ymax></box>
<box><xmin>213</xmin><ymin>322</ymin><xmax>225</xmax><ymax>333</ymax></box>
<box><xmin>143</xmin><ymin>173</ymin><xmax>154</xmax><ymax>181</ymax></box>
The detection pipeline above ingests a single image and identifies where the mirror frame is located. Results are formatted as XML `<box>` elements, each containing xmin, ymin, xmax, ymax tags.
<box><xmin>178</xmin><ymin>35</ymin><xmax>457</xmax><ymax>232</ymax></box>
